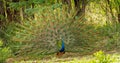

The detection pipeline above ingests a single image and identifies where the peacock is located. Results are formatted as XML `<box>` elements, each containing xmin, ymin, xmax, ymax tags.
<box><xmin>56</xmin><ymin>37</ymin><xmax>65</xmax><ymax>56</ymax></box>
<box><xmin>11</xmin><ymin>7</ymin><xmax>78</xmax><ymax>56</ymax></box>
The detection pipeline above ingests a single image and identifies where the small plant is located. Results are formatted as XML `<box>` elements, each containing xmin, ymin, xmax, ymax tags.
<box><xmin>0</xmin><ymin>39</ymin><xmax>11</xmax><ymax>63</ymax></box>
<box><xmin>92</xmin><ymin>50</ymin><xmax>115</xmax><ymax>63</ymax></box>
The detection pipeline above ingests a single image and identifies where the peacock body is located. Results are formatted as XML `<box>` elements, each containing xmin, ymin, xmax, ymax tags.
<box><xmin>57</xmin><ymin>38</ymin><xmax>65</xmax><ymax>52</ymax></box>
<box><xmin>59</xmin><ymin>39</ymin><xmax>65</xmax><ymax>52</ymax></box>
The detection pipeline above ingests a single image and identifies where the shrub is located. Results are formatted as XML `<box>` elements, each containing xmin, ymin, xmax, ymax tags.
<box><xmin>0</xmin><ymin>39</ymin><xmax>11</xmax><ymax>63</ymax></box>
<box><xmin>92</xmin><ymin>50</ymin><xmax>115</xmax><ymax>63</ymax></box>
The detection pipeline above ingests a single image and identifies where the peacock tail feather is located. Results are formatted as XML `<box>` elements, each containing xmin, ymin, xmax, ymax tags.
<box><xmin>5</xmin><ymin>4</ymin><xmax>104</xmax><ymax>57</ymax></box>
<box><xmin>11</xmin><ymin>6</ymin><xmax>76</xmax><ymax>56</ymax></box>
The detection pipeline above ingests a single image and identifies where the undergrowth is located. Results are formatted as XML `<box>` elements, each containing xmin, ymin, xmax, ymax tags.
<box><xmin>16</xmin><ymin>50</ymin><xmax>117</xmax><ymax>63</ymax></box>
<box><xmin>0</xmin><ymin>39</ymin><xmax>11</xmax><ymax>63</ymax></box>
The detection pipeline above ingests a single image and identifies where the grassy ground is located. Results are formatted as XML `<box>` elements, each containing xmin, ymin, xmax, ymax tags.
<box><xmin>6</xmin><ymin>50</ymin><xmax>120</xmax><ymax>63</ymax></box>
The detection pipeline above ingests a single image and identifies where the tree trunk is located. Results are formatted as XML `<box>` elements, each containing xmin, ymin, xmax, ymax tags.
<box><xmin>118</xmin><ymin>5</ymin><xmax>120</xmax><ymax>23</ymax></box>
<box><xmin>118</xmin><ymin>14</ymin><xmax>120</xmax><ymax>23</ymax></box>
<box><xmin>107</xmin><ymin>0</ymin><xmax>114</xmax><ymax>22</ymax></box>
<box><xmin>3</xmin><ymin>0</ymin><xmax>8</xmax><ymax>21</ymax></box>
<box><xmin>20</xmin><ymin>7</ymin><xmax>23</xmax><ymax>21</ymax></box>
<box><xmin>74</xmin><ymin>0</ymin><xmax>86</xmax><ymax>19</ymax></box>
<box><xmin>74</xmin><ymin>0</ymin><xmax>80</xmax><ymax>10</ymax></box>
<box><xmin>81</xmin><ymin>0</ymin><xmax>86</xmax><ymax>17</ymax></box>
<box><xmin>0</xmin><ymin>1</ymin><xmax>4</xmax><ymax>26</ymax></box>
<box><xmin>74</xmin><ymin>0</ymin><xmax>80</xmax><ymax>16</ymax></box>
<box><xmin>62</xmin><ymin>0</ymin><xmax>71</xmax><ymax>12</ymax></box>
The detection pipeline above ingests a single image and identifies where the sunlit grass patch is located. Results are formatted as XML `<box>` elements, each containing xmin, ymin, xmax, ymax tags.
<box><xmin>13</xmin><ymin>51</ymin><xmax>120</xmax><ymax>63</ymax></box>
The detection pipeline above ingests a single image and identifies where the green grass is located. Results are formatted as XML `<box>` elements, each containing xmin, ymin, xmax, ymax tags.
<box><xmin>12</xmin><ymin>54</ymin><xmax>120</xmax><ymax>63</ymax></box>
<box><xmin>5</xmin><ymin>51</ymin><xmax>120</xmax><ymax>63</ymax></box>
<box><xmin>0</xmin><ymin>39</ymin><xmax>11</xmax><ymax>63</ymax></box>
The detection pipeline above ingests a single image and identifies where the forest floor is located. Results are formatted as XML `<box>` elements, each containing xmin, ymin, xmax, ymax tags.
<box><xmin>33</xmin><ymin>51</ymin><xmax>120</xmax><ymax>63</ymax></box>
<box><xmin>6</xmin><ymin>50</ymin><xmax>120</xmax><ymax>63</ymax></box>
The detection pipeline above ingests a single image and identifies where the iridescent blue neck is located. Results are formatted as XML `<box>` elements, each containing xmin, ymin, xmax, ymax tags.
<box><xmin>59</xmin><ymin>39</ymin><xmax>65</xmax><ymax>52</ymax></box>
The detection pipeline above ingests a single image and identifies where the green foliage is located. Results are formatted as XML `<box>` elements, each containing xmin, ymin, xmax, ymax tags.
<box><xmin>0</xmin><ymin>14</ymin><xmax>5</xmax><ymax>21</ymax></box>
<box><xmin>110</xmin><ymin>0</ymin><xmax>120</xmax><ymax>13</ymax></box>
<box><xmin>0</xmin><ymin>40</ymin><xmax>11</xmax><ymax>63</ymax></box>
<box><xmin>9</xmin><ymin>0</ymin><xmax>57</xmax><ymax>11</ymax></box>
<box><xmin>92</xmin><ymin>50</ymin><xmax>115</xmax><ymax>63</ymax></box>
<box><xmin>0</xmin><ymin>40</ymin><xmax>3</xmax><ymax>47</ymax></box>
<box><xmin>96</xmin><ymin>23</ymin><xmax>120</xmax><ymax>50</ymax></box>
<box><xmin>9</xmin><ymin>0</ymin><xmax>45</xmax><ymax>10</ymax></box>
